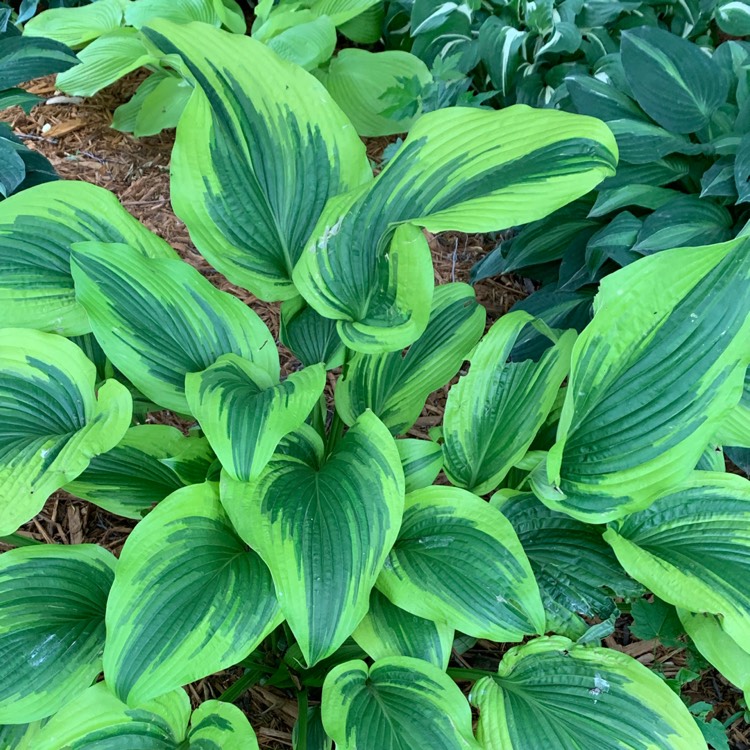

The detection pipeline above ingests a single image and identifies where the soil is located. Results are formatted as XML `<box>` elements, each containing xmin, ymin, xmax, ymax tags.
<box><xmin>1</xmin><ymin>73</ymin><xmax>748</xmax><ymax>749</ymax></box>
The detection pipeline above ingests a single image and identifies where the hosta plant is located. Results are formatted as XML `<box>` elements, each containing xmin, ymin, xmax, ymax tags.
<box><xmin>1</xmin><ymin>16</ymin><xmax>749</xmax><ymax>750</ymax></box>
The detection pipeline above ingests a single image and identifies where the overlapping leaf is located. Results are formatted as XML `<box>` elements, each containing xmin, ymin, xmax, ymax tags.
<box><xmin>141</xmin><ymin>20</ymin><xmax>371</xmax><ymax>300</ymax></box>
<box><xmin>377</xmin><ymin>485</ymin><xmax>545</xmax><ymax>642</ymax></box>
<box><xmin>71</xmin><ymin>241</ymin><xmax>277</xmax><ymax>414</ymax></box>
<box><xmin>0</xmin><ymin>329</ymin><xmax>132</xmax><ymax>536</ymax></box>
<box><xmin>397</xmin><ymin>438</ymin><xmax>443</xmax><ymax>493</ymax></box>
<box><xmin>104</xmin><ymin>483</ymin><xmax>281</xmax><ymax>704</ymax></box>
<box><xmin>294</xmin><ymin>105</ymin><xmax>618</xmax><ymax>352</ymax></box>
<box><xmin>532</xmin><ymin>238</ymin><xmax>750</xmax><ymax>522</ymax></box>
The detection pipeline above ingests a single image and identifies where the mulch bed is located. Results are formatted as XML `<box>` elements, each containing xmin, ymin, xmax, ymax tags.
<box><xmin>1</xmin><ymin>73</ymin><xmax>748</xmax><ymax>748</ymax></box>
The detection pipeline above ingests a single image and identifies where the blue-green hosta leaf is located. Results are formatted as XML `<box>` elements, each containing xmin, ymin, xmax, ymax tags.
<box><xmin>716</xmin><ymin>1</ymin><xmax>750</xmax><ymax>36</ymax></box>
<box><xmin>598</xmin><ymin>157</ymin><xmax>691</xmax><ymax>191</ymax></box>
<box><xmin>104</xmin><ymin>482</ymin><xmax>281</xmax><ymax>704</ymax></box>
<box><xmin>0</xmin><ymin>329</ymin><xmax>132</xmax><ymax>536</ymax></box>
<box><xmin>221</xmin><ymin>412</ymin><xmax>404</xmax><ymax>666</ymax></box>
<box><xmin>442</xmin><ymin>312</ymin><xmax>575</xmax><ymax>495</ymax></box>
<box><xmin>604</xmin><ymin>472</ymin><xmax>750</xmax><ymax>649</ymax></box>
<box><xmin>64</xmin><ymin>425</ymin><xmax>213</xmax><ymax>519</ymax></box>
<box><xmin>294</xmin><ymin>105</ymin><xmax>618</xmax><ymax>353</ymax></box>
<box><xmin>187</xmin><ymin>701</ymin><xmax>259</xmax><ymax>749</ymax></box>
<box><xmin>620</xmin><ymin>26</ymin><xmax>729</xmax><ymax>134</ymax></box>
<box><xmin>322</xmin><ymin>657</ymin><xmax>481</xmax><ymax>750</ymax></box>
<box><xmin>0</xmin><ymin>181</ymin><xmax>175</xmax><ymax>335</ymax></box>
<box><xmin>585</xmin><ymin>211</ymin><xmax>641</xmax><ymax>272</ymax></box>
<box><xmin>679</xmin><ymin>610</ymin><xmax>750</xmax><ymax>694</ymax></box>
<box><xmin>396</xmin><ymin>438</ymin><xmax>443</xmax><ymax>493</ymax></box>
<box><xmin>701</xmin><ymin>156</ymin><xmax>737</xmax><ymax>200</ymax></box>
<box><xmin>336</xmin><ymin>283</ymin><xmax>485</xmax><ymax>435</ymax></box>
<box><xmin>532</xmin><ymin>238</ymin><xmax>750</xmax><ymax>522</ymax></box>
<box><xmin>0</xmin><ymin>142</ymin><xmax>25</xmax><ymax>199</ymax></box>
<box><xmin>377</xmin><ymin>485</ymin><xmax>545</xmax><ymax>642</ymax></box>
<box><xmin>0</xmin><ymin>544</ymin><xmax>116</xmax><ymax>723</ymax></box>
<box><xmin>55</xmin><ymin>29</ymin><xmax>157</xmax><ymax>97</ymax></box>
<box><xmin>70</xmin><ymin>241</ymin><xmax>277</xmax><ymax>414</ymax></box>
<box><xmin>0</xmin><ymin>36</ymin><xmax>78</xmax><ymax>90</ymax></box>
<box><xmin>28</xmin><ymin>683</ymin><xmax>190</xmax><ymax>749</ymax></box>
<box><xmin>735</xmin><ymin>133</ymin><xmax>750</xmax><ymax>204</ymax></box>
<box><xmin>141</xmin><ymin>20</ymin><xmax>371</xmax><ymax>301</ymax></box>
<box><xmin>492</xmin><ymin>490</ymin><xmax>641</xmax><ymax>638</ymax></box>
<box><xmin>186</xmin><ymin>355</ymin><xmax>326</xmax><ymax>481</ymax></box>
<box><xmin>23</xmin><ymin>0</ymin><xmax>126</xmax><ymax>48</ymax></box>
<box><xmin>632</xmin><ymin>196</ymin><xmax>732</xmax><ymax>256</ymax></box>
<box><xmin>565</xmin><ymin>74</ymin><xmax>649</xmax><ymax>123</ymax></box>
<box><xmin>352</xmin><ymin>589</ymin><xmax>453</xmax><ymax>669</ymax></box>
<box><xmin>470</xmin><ymin>636</ymin><xmax>705</xmax><ymax>749</ymax></box>
<box><xmin>607</xmin><ymin>119</ymin><xmax>706</xmax><ymax>164</ymax></box>
<box><xmin>588</xmin><ymin>184</ymin><xmax>683</xmax><ymax>218</ymax></box>
<box><xmin>279</xmin><ymin>297</ymin><xmax>345</xmax><ymax>369</ymax></box>
<box><xmin>325</xmin><ymin>49</ymin><xmax>432</xmax><ymax>136</ymax></box>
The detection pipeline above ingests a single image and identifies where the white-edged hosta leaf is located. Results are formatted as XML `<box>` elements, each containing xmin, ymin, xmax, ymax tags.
<box><xmin>607</xmin><ymin>119</ymin><xmax>705</xmax><ymax>164</ymax></box>
<box><xmin>397</xmin><ymin>438</ymin><xmax>443</xmax><ymax>493</ymax></box>
<box><xmin>186</xmin><ymin>355</ymin><xmax>325</xmax><ymax>481</ymax></box>
<box><xmin>30</xmin><ymin>682</ymin><xmax>190</xmax><ymax>749</ymax></box>
<box><xmin>679</xmin><ymin>610</ymin><xmax>750</xmax><ymax>694</ymax></box>
<box><xmin>377</xmin><ymin>485</ymin><xmax>545</xmax><ymax>642</ymax></box>
<box><xmin>55</xmin><ymin>29</ymin><xmax>157</xmax><ymax>97</ymax></box>
<box><xmin>0</xmin><ymin>544</ymin><xmax>116</xmax><ymax>723</ymax></box>
<box><xmin>322</xmin><ymin>657</ymin><xmax>481</xmax><ymax>750</ymax></box>
<box><xmin>620</xmin><ymin>26</ymin><xmax>729</xmax><ymax>134</ymax></box>
<box><xmin>604</xmin><ymin>471</ymin><xmax>750</xmax><ymax>649</ymax></box>
<box><xmin>442</xmin><ymin>312</ymin><xmax>575</xmax><ymax>495</ymax></box>
<box><xmin>492</xmin><ymin>490</ymin><xmax>641</xmax><ymax>638</ymax></box>
<box><xmin>64</xmin><ymin>425</ymin><xmax>213</xmax><ymax>519</ymax></box>
<box><xmin>565</xmin><ymin>74</ymin><xmax>649</xmax><ymax>123</ymax></box>
<box><xmin>470</xmin><ymin>636</ymin><xmax>705</xmax><ymax>749</ymax></box>
<box><xmin>715</xmin><ymin>366</ymin><xmax>750</xmax><ymax>448</ymax></box>
<box><xmin>187</xmin><ymin>701</ymin><xmax>259</xmax><ymax>749</ymax></box>
<box><xmin>717</xmin><ymin>0</ymin><xmax>750</xmax><ymax>35</ymax></box>
<box><xmin>141</xmin><ymin>20</ymin><xmax>371</xmax><ymax>301</ymax></box>
<box><xmin>221</xmin><ymin>412</ymin><xmax>404</xmax><ymax>666</ymax></box>
<box><xmin>532</xmin><ymin>238</ymin><xmax>750</xmax><ymax>522</ymax></box>
<box><xmin>23</xmin><ymin>0</ymin><xmax>126</xmax><ymax>48</ymax></box>
<box><xmin>325</xmin><ymin>49</ymin><xmax>432</xmax><ymax>136</ymax></box>
<box><xmin>352</xmin><ymin>589</ymin><xmax>453</xmax><ymax>669</ymax></box>
<box><xmin>104</xmin><ymin>482</ymin><xmax>281</xmax><ymax>704</ymax></box>
<box><xmin>70</xmin><ymin>241</ymin><xmax>278</xmax><ymax>414</ymax></box>
<box><xmin>336</xmin><ymin>283</ymin><xmax>485</xmax><ymax>435</ymax></box>
<box><xmin>279</xmin><ymin>296</ymin><xmax>345</xmax><ymax>369</ymax></box>
<box><xmin>294</xmin><ymin>105</ymin><xmax>617</xmax><ymax>353</ymax></box>
<box><xmin>0</xmin><ymin>181</ymin><xmax>175</xmax><ymax>335</ymax></box>
<box><xmin>0</xmin><ymin>329</ymin><xmax>132</xmax><ymax>536</ymax></box>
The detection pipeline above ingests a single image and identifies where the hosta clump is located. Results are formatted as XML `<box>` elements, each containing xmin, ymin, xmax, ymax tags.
<box><xmin>473</xmin><ymin>23</ymin><xmax>750</xmax><ymax>347</ymax></box>
<box><xmin>0</xmin><ymin>17</ymin><xmax>749</xmax><ymax>750</ymax></box>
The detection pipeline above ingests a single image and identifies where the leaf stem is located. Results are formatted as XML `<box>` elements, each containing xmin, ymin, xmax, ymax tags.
<box><xmin>297</xmin><ymin>689</ymin><xmax>309</xmax><ymax>750</ymax></box>
<box><xmin>217</xmin><ymin>664</ymin><xmax>267</xmax><ymax>703</ymax></box>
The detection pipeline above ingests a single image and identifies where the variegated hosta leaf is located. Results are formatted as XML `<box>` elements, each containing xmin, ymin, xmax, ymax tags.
<box><xmin>715</xmin><ymin>365</ymin><xmax>750</xmax><ymax>448</ymax></box>
<box><xmin>64</xmin><ymin>425</ymin><xmax>214</xmax><ymax>519</ymax></box>
<box><xmin>310</xmin><ymin>0</ymin><xmax>382</xmax><ymax>25</ymax></box>
<box><xmin>293</xmin><ymin>707</ymin><xmax>331</xmax><ymax>750</ymax></box>
<box><xmin>336</xmin><ymin>283</ymin><xmax>485</xmax><ymax>435</ymax></box>
<box><xmin>679</xmin><ymin>610</ymin><xmax>750</xmax><ymax>694</ymax></box>
<box><xmin>0</xmin><ymin>545</ymin><xmax>116</xmax><ymax>723</ymax></box>
<box><xmin>141</xmin><ymin>20</ymin><xmax>371</xmax><ymax>301</ymax></box>
<box><xmin>322</xmin><ymin>657</ymin><xmax>481</xmax><ymax>750</ymax></box>
<box><xmin>377</xmin><ymin>485</ymin><xmax>545</xmax><ymax>642</ymax></box>
<box><xmin>23</xmin><ymin>0</ymin><xmax>126</xmax><ymax>48</ymax></box>
<box><xmin>294</xmin><ymin>105</ymin><xmax>617</xmax><ymax>353</ymax></box>
<box><xmin>186</xmin><ymin>355</ymin><xmax>325</xmax><ymax>481</ymax></box>
<box><xmin>532</xmin><ymin>238</ymin><xmax>750</xmax><ymax>522</ymax></box>
<box><xmin>27</xmin><ymin>682</ymin><xmax>193</xmax><ymax>749</ymax></box>
<box><xmin>604</xmin><ymin>472</ymin><xmax>750</xmax><ymax>649</ymax></box>
<box><xmin>187</xmin><ymin>701</ymin><xmax>259</xmax><ymax>749</ymax></box>
<box><xmin>396</xmin><ymin>438</ymin><xmax>443</xmax><ymax>494</ymax></box>
<box><xmin>352</xmin><ymin>589</ymin><xmax>453</xmax><ymax>669</ymax></box>
<box><xmin>104</xmin><ymin>482</ymin><xmax>281</xmax><ymax>704</ymax></box>
<box><xmin>70</xmin><ymin>241</ymin><xmax>278</xmax><ymax>414</ymax></box>
<box><xmin>0</xmin><ymin>181</ymin><xmax>175</xmax><ymax>335</ymax></box>
<box><xmin>470</xmin><ymin>636</ymin><xmax>705</xmax><ymax>749</ymax></box>
<box><xmin>492</xmin><ymin>490</ymin><xmax>641</xmax><ymax>638</ymax></box>
<box><xmin>442</xmin><ymin>312</ymin><xmax>575</xmax><ymax>495</ymax></box>
<box><xmin>0</xmin><ymin>721</ymin><xmax>44</xmax><ymax>750</ymax></box>
<box><xmin>279</xmin><ymin>296</ymin><xmax>345</xmax><ymax>369</ymax></box>
<box><xmin>0</xmin><ymin>329</ymin><xmax>132</xmax><ymax>536</ymax></box>
<box><xmin>221</xmin><ymin>412</ymin><xmax>404</xmax><ymax>666</ymax></box>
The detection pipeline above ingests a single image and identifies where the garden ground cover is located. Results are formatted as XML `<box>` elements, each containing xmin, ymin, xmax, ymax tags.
<box><xmin>1</xmin><ymin>72</ymin><xmax>749</xmax><ymax>750</ymax></box>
